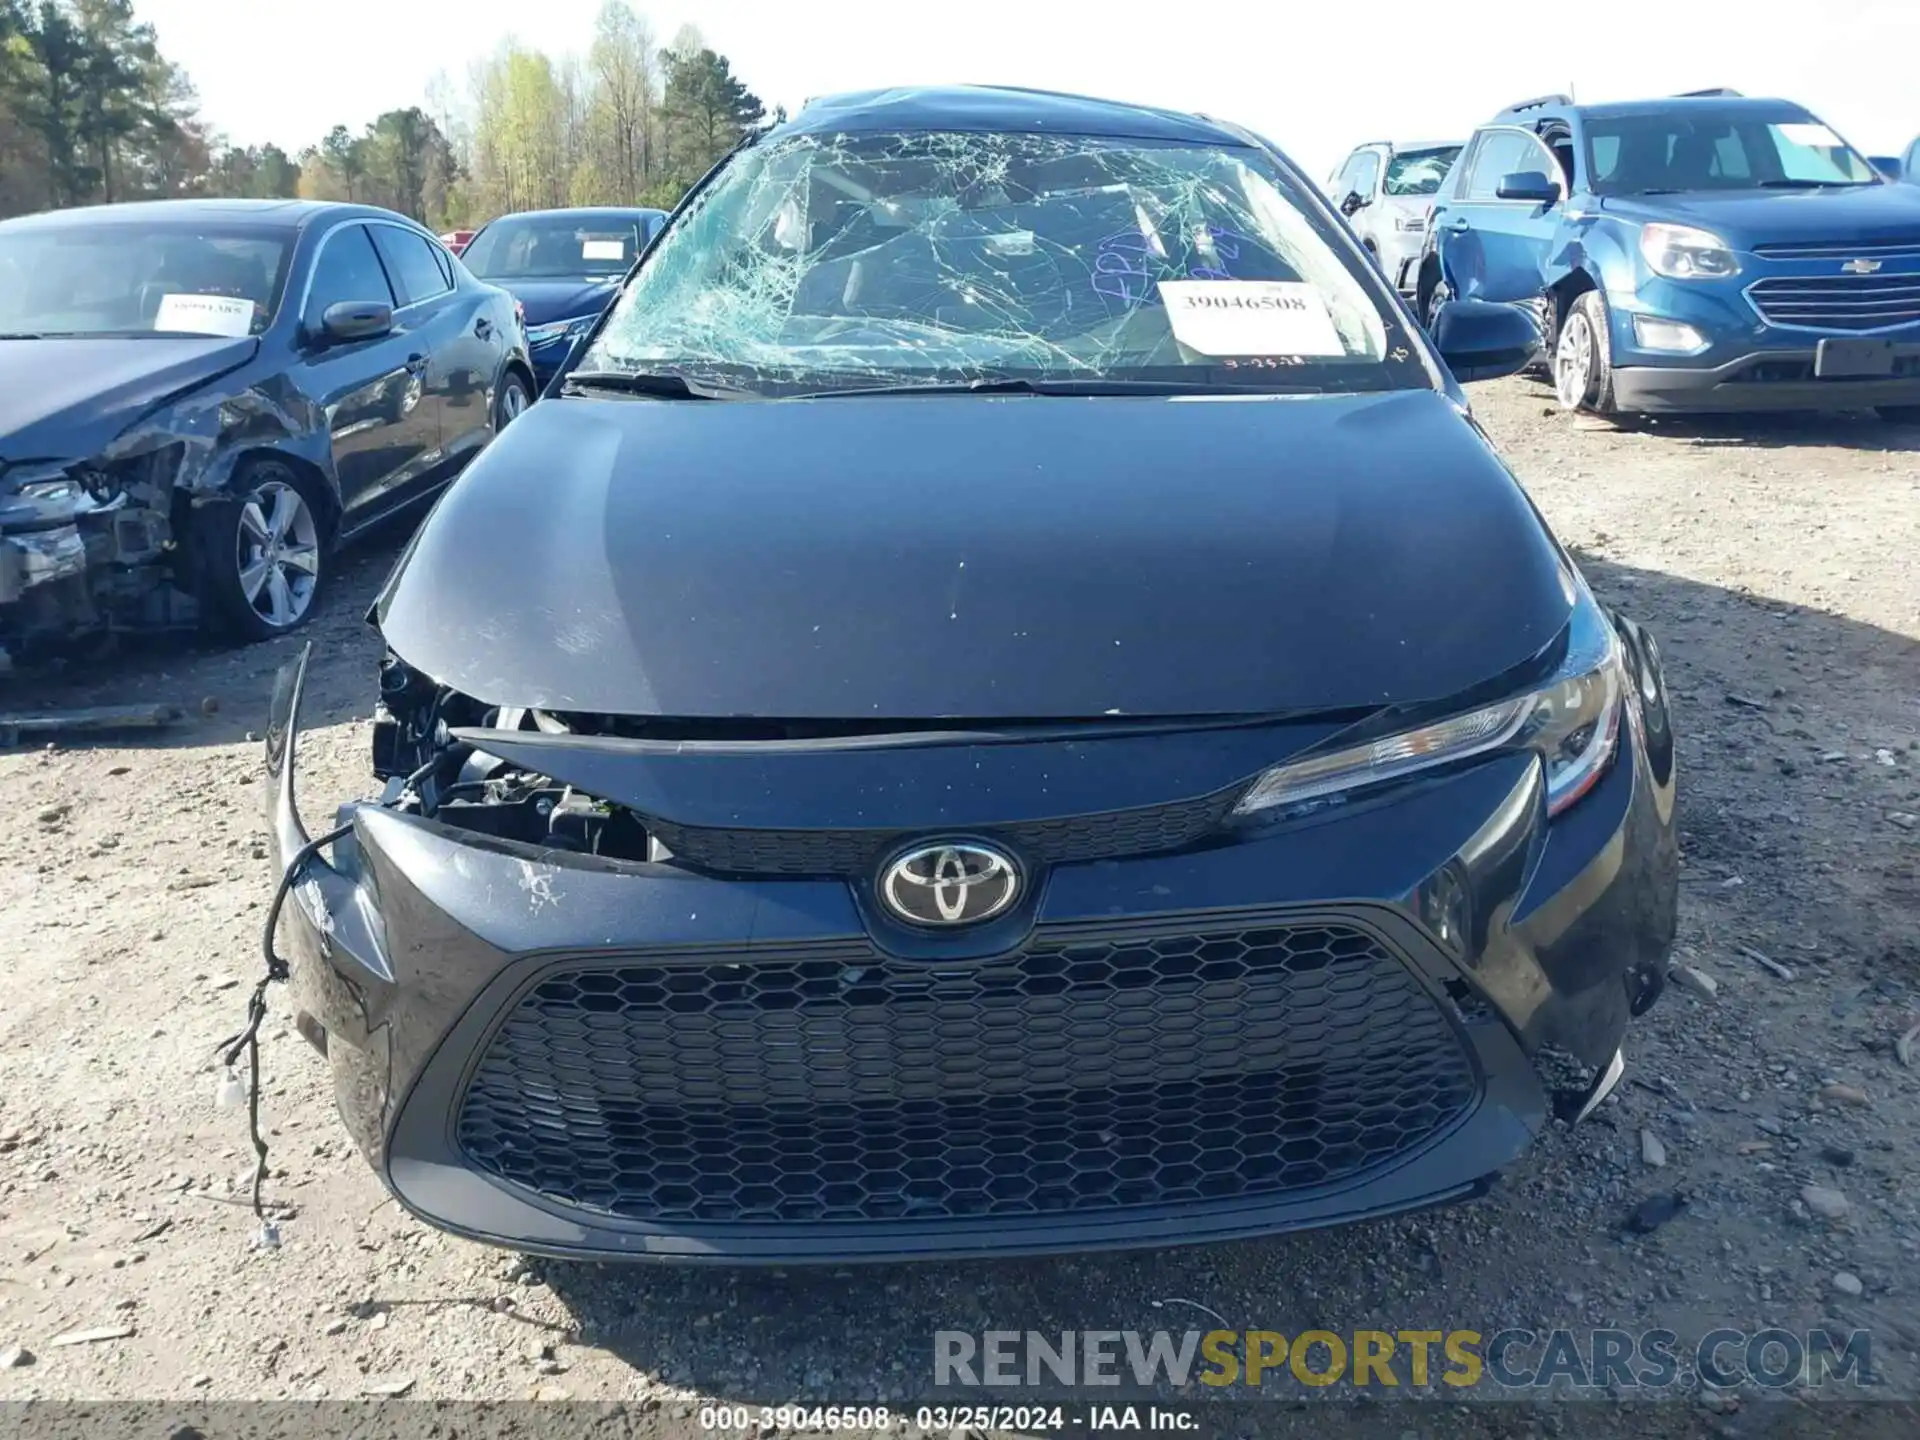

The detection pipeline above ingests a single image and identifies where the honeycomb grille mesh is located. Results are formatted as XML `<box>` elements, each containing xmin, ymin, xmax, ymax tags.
<box><xmin>644</xmin><ymin>787</ymin><xmax>1242</xmax><ymax>877</ymax></box>
<box><xmin>455</xmin><ymin>921</ymin><xmax>1479</xmax><ymax>1225</ymax></box>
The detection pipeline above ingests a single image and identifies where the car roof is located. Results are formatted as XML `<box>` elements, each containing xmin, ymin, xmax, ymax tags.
<box><xmin>1572</xmin><ymin>96</ymin><xmax>1812</xmax><ymax>122</ymax></box>
<box><xmin>776</xmin><ymin>84</ymin><xmax>1246</xmax><ymax>147</ymax></box>
<box><xmin>0</xmin><ymin>197</ymin><xmax>424</xmax><ymax>235</ymax></box>
<box><xmin>480</xmin><ymin>206</ymin><xmax>668</xmax><ymax>225</ymax></box>
<box><xmin>1490</xmin><ymin>95</ymin><xmax>1813</xmax><ymax>125</ymax></box>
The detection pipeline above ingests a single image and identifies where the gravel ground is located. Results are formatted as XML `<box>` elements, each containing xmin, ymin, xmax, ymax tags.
<box><xmin>1</xmin><ymin>377</ymin><xmax>1916</xmax><ymax>1423</ymax></box>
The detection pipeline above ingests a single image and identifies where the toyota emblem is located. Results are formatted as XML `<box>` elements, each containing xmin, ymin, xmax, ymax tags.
<box><xmin>879</xmin><ymin>842</ymin><xmax>1021</xmax><ymax>927</ymax></box>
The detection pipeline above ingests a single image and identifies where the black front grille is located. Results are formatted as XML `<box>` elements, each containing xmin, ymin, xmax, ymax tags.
<box><xmin>455</xmin><ymin>920</ymin><xmax>1480</xmax><ymax>1225</ymax></box>
<box><xmin>645</xmin><ymin>786</ymin><xmax>1243</xmax><ymax>877</ymax></box>
<box><xmin>1747</xmin><ymin>272</ymin><xmax>1920</xmax><ymax>331</ymax></box>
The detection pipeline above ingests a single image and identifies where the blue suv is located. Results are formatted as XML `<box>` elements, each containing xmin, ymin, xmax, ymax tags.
<box><xmin>1418</xmin><ymin>91</ymin><xmax>1920</xmax><ymax>422</ymax></box>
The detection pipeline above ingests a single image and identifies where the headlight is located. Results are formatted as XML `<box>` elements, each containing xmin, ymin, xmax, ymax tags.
<box><xmin>1233</xmin><ymin>599</ymin><xmax>1624</xmax><ymax>821</ymax></box>
<box><xmin>0</xmin><ymin>464</ymin><xmax>84</xmax><ymax>529</ymax></box>
<box><xmin>526</xmin><ymin>315</ymin><xmax>596</xmax><ymax>346</ymax></box>
<box><xmin>1394</xmin><ymin>215</ymin><xmax>1428</xmax><ymax>233</ymax></box>
<box><xmin>1639</xmin><ymin>223</ymin><xmax>1739</xmax><ymax>279</ymax></box>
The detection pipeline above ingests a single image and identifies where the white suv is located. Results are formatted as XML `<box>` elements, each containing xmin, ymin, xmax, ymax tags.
<box><xmin>1325</xmin><ymin>140</ymin><xmax>1464</xmax><ymax>297</ymax></box>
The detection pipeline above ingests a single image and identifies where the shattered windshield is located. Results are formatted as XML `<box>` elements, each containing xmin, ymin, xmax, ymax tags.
<box><xmin>577</xmin><ymin>130</ymin><xmax>1426</xmax><ymax>395</ymax></box>
<box><xmin>1384</xmin><ymin>146</ymin><xmax>1462</xmax><ymax>196</ymax></box>
<box><xmin>0</xmin><ymin>225</ymin><xmax>291</xmax><ymax>338</ymax></box>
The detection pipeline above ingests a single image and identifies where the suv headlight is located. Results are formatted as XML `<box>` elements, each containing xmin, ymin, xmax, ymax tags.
<box><xmin>1233</xmin><ymin>598</ymin><xmax>1624</xmax><ymax>821</ymax></box>
<box><xmin>1639</xmin><ymin>223</ymin><xmax>1740</xmax><ymax>279</ymax></box>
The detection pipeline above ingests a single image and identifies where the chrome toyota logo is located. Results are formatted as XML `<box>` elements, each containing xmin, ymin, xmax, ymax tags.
<box><xmin>1842</xmin><ymin>258</ymin><xmax>1883</xmax><ymax>275</ymax></box>
<box><xmin>879</xmin><ymin>842</ymin><xmax>1020</xmax><ymax>927</ymax></box>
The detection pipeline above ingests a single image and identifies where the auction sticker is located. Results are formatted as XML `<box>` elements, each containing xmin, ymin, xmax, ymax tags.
<box><xmin>581</xmin><ymin>238</ymin><xmax>627</xmax><ymax>261</ymax></box>
<box><xmin>154</xmin><ymin>292</ymin><xmax>254</xmax><ymax>337</ymax></box>
<box><xmin>1158</xmin><ymin>280</ymin><xmax>1344</xmax><ymax>357</ymax></box>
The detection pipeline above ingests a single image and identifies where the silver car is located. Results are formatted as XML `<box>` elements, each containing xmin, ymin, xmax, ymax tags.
<box><xmin>1326</xmin><ymin>140</ymin><xmax>1464</xmax><ymax>297</ymax></box>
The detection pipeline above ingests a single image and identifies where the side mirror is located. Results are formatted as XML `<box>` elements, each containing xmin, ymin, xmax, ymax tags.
<box><xmin>1495</xmin><ymin>171</ymin><xmax>1561</xmax><ymax>205</ymax></box>
<box><xmin>1339</xmin><ymin>190</ymin><xmax>1367</xmax><ymax>217</ymax></box>
<box><xmin>315</xmin><ymin>300</ymin><xmax>392</xmax><ymax>346</ymax></box>
<box><xmin>1431</xmin><ymin>297</ymin><xmax>1543</xmax><ymax>382</ymax></box>
<box><xmin>1869</xmin><ymin>155</ymin><xmax>1902</xmax><ymax>181</ymax></box>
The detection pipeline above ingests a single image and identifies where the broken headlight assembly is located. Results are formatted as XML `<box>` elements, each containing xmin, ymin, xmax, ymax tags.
<box><xmin>369</xmin><ymin>653</ymin><xmax>653</xmax><ymax>860</ymax></box>
<box><xmin>0</xmin><ymin>463</ymin><xmax>88</xmax><ymax>530</ymax></box>
<box><xmin>1233</xmin><ymin>597</ymin><xmax>1624</xmax><ymax>821</ymax></box>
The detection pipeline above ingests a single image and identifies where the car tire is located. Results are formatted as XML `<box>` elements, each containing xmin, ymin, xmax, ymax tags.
<box><xmin>1554</xmin><ymin>290</ymin><xmax>1617</xmax><ymax>415</ymax></box>
<box><xmin>495</xmin><ymin>370</ymin><xmax>533</xmax><ymax>431</ymax></box>
<box><xmin>193</xmin><ymin>458</ymin><xmax>328</xmax><ymax>641</ymax></box>
<box><xmin>1876</xmin><ymin>405</ymin><xmax>1920</xmax><ymax>426</ymax></box>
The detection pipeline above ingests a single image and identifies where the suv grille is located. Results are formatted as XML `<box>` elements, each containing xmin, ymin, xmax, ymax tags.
<box><xmin>645</xmin><ymin>787</ymin><xmax>1243</xmax><ymax>877</ymax></box>
<box><xmin>1750</xmin><ymin>240</ymin><xmax>1920</xmax><ymax>262</ymax></box>
<box><xmin>1747</xmin><ymin>272</ymin><xmax>1920</xmax><ymax>331</ymax></box>
<box><xmin>455</xmin><ymin>920</ymin><xmax>1480</xmax><ymax>1225</ymax></box>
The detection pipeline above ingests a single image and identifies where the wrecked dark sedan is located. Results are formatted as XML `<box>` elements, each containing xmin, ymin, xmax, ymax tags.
<box><xmin>264</xmin><ymin>86</ymin><xmax>1679</xmax><ymax>1264</ymax></box>
<box><xmin>0</xmin><ymin>199</ymin><xmax>532</xmax><ymax>663</ymax></box>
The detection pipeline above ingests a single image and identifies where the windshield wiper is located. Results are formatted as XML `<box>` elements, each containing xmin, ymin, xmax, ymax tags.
<box><xmin>0</xmin><ymin>332</ymin><xmax>45</xmax><ymax>340</ymax></box>
<box><xmin>795</xmin><ymin>376</ymin><xmax>1321</xmax><ymax>399</ymax></box>
<box><xmin>560</xmin><ymin>369</ymin><xmax>744</xmax><ymax>400</ymax></box>
<box><xmin>1758</xmin><ymin>179</ymin><xmax>1870</xmax><ymax>189</ymax></box>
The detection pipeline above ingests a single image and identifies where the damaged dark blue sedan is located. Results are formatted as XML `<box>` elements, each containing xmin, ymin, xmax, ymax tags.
<box><xmin>265</xmin><ymin>86</ymin><xmax>1680</xmax><ymax>1263</ymax></box>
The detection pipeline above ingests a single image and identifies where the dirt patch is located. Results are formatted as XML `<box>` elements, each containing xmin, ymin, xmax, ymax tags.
<box><xmin>1</xmin><ymin>378</ymin><xmax>1916</xmax><ymax>1411</ymax></box>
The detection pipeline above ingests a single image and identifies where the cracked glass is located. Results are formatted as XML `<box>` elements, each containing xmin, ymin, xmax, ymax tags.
<box><xmin>577</xmin><ymin>130</ymin><xmax>1430</xmax><ymax>396</ymax></box>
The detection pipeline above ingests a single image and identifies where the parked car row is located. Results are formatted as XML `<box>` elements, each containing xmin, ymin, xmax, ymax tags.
<box><xmin>1328</xmin><ymin>91</ymin><xmax>1920</xmax><ymax>422</ymax></box>
<box><xmin>0</xmin><ymin>197</ymin><xmax>669</xmax><ymax>664</ymax></box>
<box><xmin>0</xmin><ymin>199</ymin><xmax>533</xmax><ymax>665</ymax></box>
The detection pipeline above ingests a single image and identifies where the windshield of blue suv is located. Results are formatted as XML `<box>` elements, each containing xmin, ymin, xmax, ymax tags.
<box><xmin>577</xmin><ymin>129</ymin><xmax>1430</xmax><ymax>396</ymax></box>
<box><xmin>1584</xmin><ymin>109</ymin><xmax>1880</xmax><ymax>195</ymax></box>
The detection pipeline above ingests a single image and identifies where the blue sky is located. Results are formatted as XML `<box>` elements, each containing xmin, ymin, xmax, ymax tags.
<box><xmin>142</xmin><ymin>0</ymin><xmax>1919</xmax><ymax>183</ymax></box>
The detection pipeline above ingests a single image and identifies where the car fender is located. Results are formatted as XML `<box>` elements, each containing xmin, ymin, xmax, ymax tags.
<box><xmin>92</xmin><ymin>372</ymin><xmax>341</xmax><ymax>539</ymax></box>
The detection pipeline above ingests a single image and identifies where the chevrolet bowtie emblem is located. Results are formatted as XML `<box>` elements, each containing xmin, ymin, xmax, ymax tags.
<box><xmin>1841</xmin><ymin>258</ymin><xmax>1883</xmax><ymax>275</ymax></box>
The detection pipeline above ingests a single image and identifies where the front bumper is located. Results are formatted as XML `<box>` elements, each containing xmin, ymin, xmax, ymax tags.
<box><xmin>1608</xmin><ymin>268</ymin><xmax>1920</xmax><ymax>412</ymax></box>
<box><xmin>264</xmin><ymin>628</ymin><xmax>1678</xmax><ymax>1264</ymax></box>
<box><xmin>1611</xmin><ymin>348</ymin><xmax>1920</xmax><ymax>413</ymax></box>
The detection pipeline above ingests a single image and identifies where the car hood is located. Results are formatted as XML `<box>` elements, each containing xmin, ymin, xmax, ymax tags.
<box><xmin>490</xmin><ymin>278</ymin><xmax>619</xmax><ymax>326</ymax></box>
<box><xmin>376</xmin><ymin>387</ymin><xmax>1573</xmax><ymax>719</ymax></box>
<box><xmin>1600</xmin><ymin>184</ymin><xmax>1920</xmax><ymax>248</ymax></box>
<box><xmin>0</xmin><ymin>335</ymin><xmax>258</xmax><ymax>464</ymax></box>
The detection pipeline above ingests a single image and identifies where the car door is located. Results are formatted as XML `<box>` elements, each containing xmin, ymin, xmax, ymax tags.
<box><xmin>1346</xmin><ymin>148</ymin><xmax>1385</xmax><ymax>252</ymax></box>
<box><xmin>291</xmin><ymin>221</ymin><xmax>430</xmax><ymax>527</ymax></box>
<box><xmin>366</xmin><ymin>222</ymin><xmax>467</xmax><ymax>506</ymax></box>
<box><xmin>416</xmin><ymin>237</ymin><xmax>502</xmax><ymax>463</ymax></box>
<box><xmin>1437</xmin><ymin>127</ymin><xmax>1564</xmax><ymax>305</ymax></box>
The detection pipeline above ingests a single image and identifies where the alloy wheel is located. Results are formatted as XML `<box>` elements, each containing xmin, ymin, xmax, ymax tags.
<box><xmin>499</xmin><ymin>377</ymin><xmax>530</xmax><ymax>426</ymax></box>
<box><xmin>1555</xmin><ymin>311</ymin><xmax>1594</xmax><ymax>410</ymax></box>
<box><xmin>235</xmin><ymin>479</ymin><xmax>320</xmax><ymax>629</ymax></box>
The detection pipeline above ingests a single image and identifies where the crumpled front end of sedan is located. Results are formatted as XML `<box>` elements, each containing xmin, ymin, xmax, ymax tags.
<box><xmin>261</xmin><ymin>86</ymin><xmax>1678</xmax><ymax>1264</ymax></box>
<box><xmin>265</xmin><ymin>593</ymin><xmax>1676</xmax><ymax>1264</ymax></box>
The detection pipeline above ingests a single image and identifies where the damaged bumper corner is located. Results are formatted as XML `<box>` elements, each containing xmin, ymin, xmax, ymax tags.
<box><xmin>0</xmin><ymin>524</ymin><xmax>88</xmax><ymax>604</ymax></box>
<box><xmin>264</xmin><ymin>645</ymin><xmax>400</xmax><ymax>1156</ymax></box>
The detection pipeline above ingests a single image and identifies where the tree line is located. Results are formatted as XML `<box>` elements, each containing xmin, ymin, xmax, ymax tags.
<box><xmin>0</xmin><ymin>0</ymin><xmax>771</xmax><ymax>227</ymax></box>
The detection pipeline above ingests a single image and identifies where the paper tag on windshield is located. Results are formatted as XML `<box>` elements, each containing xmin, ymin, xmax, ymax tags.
<box><xmin>1777</xmin><ymin>122</ymin><xmax>1843</xmax><ymax>149</ymax></box>
<box><xmin>581</xmin><ymin>239</ymin><xmax>626</xmax><ymax>261</ymax></box>
<box><xmin>1157</xmin><ymin>281</ymin><xmax>1344</xmax><ymax>356</ymax></box>
<box><xmin>154</xmin><ymin>293</ymin><xmax>254</xmax><ymax>337</ymax></box>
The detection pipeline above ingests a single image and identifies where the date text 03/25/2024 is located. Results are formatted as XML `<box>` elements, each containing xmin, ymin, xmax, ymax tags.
<box><xmin>697</xmin><ymin>1404</ymin><xmax>1196</xmax><ymax>1432</ymax></box>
